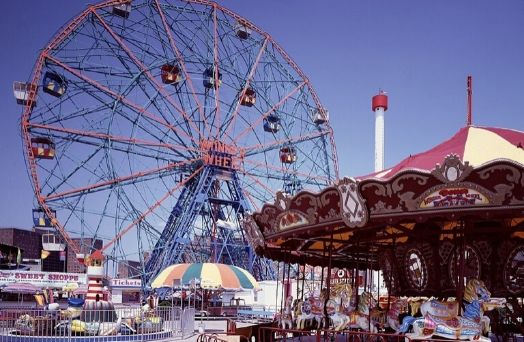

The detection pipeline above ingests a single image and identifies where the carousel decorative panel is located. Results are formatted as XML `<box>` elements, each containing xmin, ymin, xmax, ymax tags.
<box><xmin>448</xmin><ymin>245</ymin><xmax>481</xmax><ymax>287</ymax></box>
<box><xmin>504</xmin><ymin>245</ymin><xmax>524</xmax><ymax>294</ymax></box>
<box><xmin>405</xmin><ymin>249</ymin><xmax>428</xmax><ymax>291</ymax></box>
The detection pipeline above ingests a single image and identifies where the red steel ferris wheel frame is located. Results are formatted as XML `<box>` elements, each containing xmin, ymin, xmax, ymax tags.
<box><xmin>21</xmin><ymin>0</ymin><xmax>340</xmax><ymax>259</ymax></box>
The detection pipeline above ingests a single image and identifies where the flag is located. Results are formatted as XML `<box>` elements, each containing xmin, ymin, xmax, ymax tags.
<box><xmin>48</xmin><ymin>288</ymin><xmax>54</xmax><ymax>304</ymax></box>
<box><xmin>42</xmin><ymin>289</ymin><xmax>49</xmax><ymax>303</ymax></box>
<box><xmin>34</xmin><ymin>294</ymin><xmax>45</xmax><ymax>306</ymax></box>
<box><xmin>41</xmin><ymin>250</ymin><xmax>50</xmax><ymax>260</ymax></box>
<box><xmin>16</xmin><ymin>248</ymin><xmax>21</xmax><ymax>265</ymax></box>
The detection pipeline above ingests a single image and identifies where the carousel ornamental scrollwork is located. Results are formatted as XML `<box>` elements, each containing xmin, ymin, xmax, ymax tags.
<box><xmin>242</xmin><ymin>215</ymin><xmax>265</xmax><ymax>250</ymax></box>
<box><xmin>336</xmin><ymin>177</ymin><xmax>368</xmax><ymax>228</ymax></box>
<box><xmin>431</xmin><ymin>154</ymin><xmax>473</xmax><ymax>183</ymax></box>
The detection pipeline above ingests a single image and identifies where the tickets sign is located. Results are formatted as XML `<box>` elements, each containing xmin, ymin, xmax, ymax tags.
<box><xmin>110</xmin><ymin>278</ymin><xmax>142</xmax><ymax>288</ymax></box>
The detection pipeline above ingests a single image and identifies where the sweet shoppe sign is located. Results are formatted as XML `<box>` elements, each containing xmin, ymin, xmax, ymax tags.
<box><xmin>0</xmin><ymin>270</ymin><xmax>87</xmax><ymax>288</ymax></box>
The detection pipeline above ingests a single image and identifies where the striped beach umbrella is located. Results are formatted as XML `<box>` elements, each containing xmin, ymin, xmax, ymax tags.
<box><xmin>151</xmin><ymin>263</ymin><xmax>259</xmax><ymax>291</ymax></box>
<box><xmin>63</xmin><ymin>282</ymin><xmax>79</xmax><ymax>292</ymax></box>
<box><xmin>3</xmin><ymin>282</ymin><xmax>40</xmax><ymax>294</ymax></box>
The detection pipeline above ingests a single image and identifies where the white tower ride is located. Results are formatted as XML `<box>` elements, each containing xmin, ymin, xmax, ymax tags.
<box><xmin>372</xmin><ymin>91</ymin><xmax>389</xmax><ymax>172</ymax></box>
<box><xmin>85</xmin><ymin>250</ymin><xmax>105</xmax><ymax>302</ymax></box>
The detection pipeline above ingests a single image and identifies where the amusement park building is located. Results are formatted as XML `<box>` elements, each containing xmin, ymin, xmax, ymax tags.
<box><xmin>117</xmin><ymin>260</ymin><xmax>142</xmax><ymax>279</ymax></box>
<box><xmin>0</xmin><ymin>228</ymin><xmax>41</xmax><ymax>260</ymax></box>
<box><xmin>0</xmin><ymin>227</ymin><xmax>102</xmax><ymax>273</ymax></box>
<box><xmin>0</xmin><ymin>227</ymin><xmax>57</xmax><ymax>271</ymax></box>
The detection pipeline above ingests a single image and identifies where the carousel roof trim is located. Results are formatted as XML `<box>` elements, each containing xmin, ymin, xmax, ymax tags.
<box><xmin>250</xmin><ymin>127</ymin><xmax>524</xmax><ymax>267</ymax></box>
<box><xmin>251</xmin><ymin>154</ymin><xmax>524</xmax><ymax>246</ymax></box>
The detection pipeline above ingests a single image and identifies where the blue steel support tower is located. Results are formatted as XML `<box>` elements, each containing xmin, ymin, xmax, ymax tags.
<box><xmin>144</xmin><ymin>140</ymin><xmax>275</xmax><ymax>285</ymax></box>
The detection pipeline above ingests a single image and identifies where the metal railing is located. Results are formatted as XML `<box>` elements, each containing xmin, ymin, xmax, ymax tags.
<box><xmin>257</xmin><ymin>326</ymin><xmax>469</xmax><ymax>342</ymax></box>
<box><xmin>0</xmin><ymin>305</ymin><xmax>195</xmax><ymax>342</ymax></box>
<box><xmin>196</xmin><ymin>334</ymin><xmax>231</xmax><ymax>342</ymax></box>
<box><xmin>257</xmin><ymin>326</ymin><xmax>524</xmax><ymax>342</ymax></box>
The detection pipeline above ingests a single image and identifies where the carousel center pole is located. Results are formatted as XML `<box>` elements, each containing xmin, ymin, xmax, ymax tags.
<box><xmin>386</xmin><ymin>238</ymin><xmax>396</xmax><ymax>314</ymax></box>
<box><xmin>355</xmin><ymin>239</ymin><xmax>361</xmax><ymax>307</ymax></box>
<box><xmin>286</xmin><ymin>255</ymin><xmax>291</xmax><ymax>300</ymax></box>
<box><xmin>376</xmin><ymin>262</ymin><xmax>380</xmax><ymax>308</ymax></box>
<box><xmin>275</xmin><ymin>261</ymin><xmax>280</xmax><ymax>314</ymax></box>
<box><xmin>299</xmin><ymin>262</ymin><xmax>305</xmax><ymax>301</ymax></box>
<box><xmin>324</xmin><ymin>234</ymin><xmax>334</xmax><ymax>329</ymax></box>
<box><xmin>457</xmin><ymin>219</ymin><xmax>467</xmax><ymax>315</ymax></box>
<box><xmin>365</xmin><ymin>250</ymin><xmax>371</xmax><ymax>331</ymax></box>
<box><xmin>296</xmin><ymin>263</ymin><xmax>306</xmax><ymax>299</ymax></box>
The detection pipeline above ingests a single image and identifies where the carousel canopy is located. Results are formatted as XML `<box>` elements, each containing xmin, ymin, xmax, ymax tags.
<box><xmin>249</xmin><ymin>125</ymin><xmax>524</xmax><ymax>297</ymax></box>
<box><xmin>365</xmin><ymin>125</ymin><xmax>524</xmax><ymax>180</ymax></box>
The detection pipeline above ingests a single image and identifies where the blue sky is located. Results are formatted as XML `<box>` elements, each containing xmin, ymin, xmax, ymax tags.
<box><xmin>1</xmin><ymin>0</ymin><xmax>523</xmax><ymax>230</ymax></box>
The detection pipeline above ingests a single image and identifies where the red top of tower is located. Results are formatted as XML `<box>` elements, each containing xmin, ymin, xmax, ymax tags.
<box><xmin>372</xmin><ymin>91</ymin><xmax>388</xmax><ymax>111</ymax></box>
<box><xmin>90</xmin><ymin>250</ymin><xmax>104</xmax><ymax>261</ymax></box>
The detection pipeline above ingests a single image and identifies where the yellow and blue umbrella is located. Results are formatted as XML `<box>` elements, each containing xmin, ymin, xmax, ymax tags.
<box><xmin>151</xmin><ymin>263</ymin><xmax>259</xmax><ymax>291</ymax></box>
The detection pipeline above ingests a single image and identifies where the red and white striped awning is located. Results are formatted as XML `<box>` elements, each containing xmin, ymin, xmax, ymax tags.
<box><xmin>362</xmin><ymin>125</ymin><xmax>524</xmax><ymax>180</ymax></box>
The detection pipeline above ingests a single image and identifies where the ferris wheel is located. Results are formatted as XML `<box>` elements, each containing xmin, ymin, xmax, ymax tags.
<box><xmin>15</xmin><ymin>0</ymin><xmax>338</xmax><ymax>283</ymax></box>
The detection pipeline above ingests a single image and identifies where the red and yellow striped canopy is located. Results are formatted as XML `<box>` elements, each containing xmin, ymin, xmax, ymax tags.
<box><xmin>151</xmin><ymin>263</ymin><xmax>259</xmax><ymax>290</ymax></box>
<box><xmin>363</xmin><ymin>126</ymin><xmax>524</xmax><ymax>179</ymax></box>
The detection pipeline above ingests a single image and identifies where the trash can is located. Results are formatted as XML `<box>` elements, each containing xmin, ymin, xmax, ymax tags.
<box><xmin>227</xmin><ymin>319</ymin><xmax>236</xmax><ymax>333</ymax></box>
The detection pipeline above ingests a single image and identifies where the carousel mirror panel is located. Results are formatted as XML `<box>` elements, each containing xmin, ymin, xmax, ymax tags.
<box><xmin>405</xmin><ymin>249</ymin><xmax>428</xmax><ymax>291</ymax></box>
<box><xmin>504</xmin><ymin>245</ymin><xmax>524</xmax><ymax>294</ymax></box>
<box><xmin>449</xmin><ymin>245</ymin><xmax>481</xmax><ymax>287</ymax></box>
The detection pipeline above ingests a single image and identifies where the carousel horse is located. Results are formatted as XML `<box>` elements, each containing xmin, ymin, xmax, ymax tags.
<box><xmin>295</xmin><ymin>289</ymin><xmax>328</xmax><ymax>330</ymax></box>
<box><xmin>330</xmin><ymin>283</ymin><xmax>354</xmax><ymax>310</ymax></box>
<box><xmin>325</xmin><ymin>283</ymin><xmax>352</xmax><ymax>331</ymax></box>
<box><xmin>295</xmin><ymin>298</ymin><xmax>323</xmax><ymax>330</ymax></box>
<box><xmin>385</xmin><ymin>297</ymin><xmax>408</xmax><ymax>332</ymax></box>
<box><xmin>479</xmin><ymin>297</ymin><xmax>507</xmax><ymax>335</ymax></box>
<box><xmin>346</xmin><ymin>291</ymin><xmax>378</xmax><ymax>333</ymax></box>
<box><xmin>292</xmin><ymin>298</ymin><xmax>302</xmax><ymax>320</ymax></box>
<box><xmin>408</xmin><ymin>297</ymin><xmax>427</xmax><ymax>317</ymax></box>
<box><xmin>399</xmin><ymin>279</ymin><xmax>503</xmax><ymax>342</ymax></box>
<box><xmin>276</xmin><ymin>296</ymin><xmax>294</xmax><ymax>330</ymax></box>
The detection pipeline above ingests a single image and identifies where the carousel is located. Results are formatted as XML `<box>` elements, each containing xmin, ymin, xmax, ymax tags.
<box><xmin>246</xmin><ymin>123</ymin><xmax>524</xmax><ymax>340</ymax></box>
